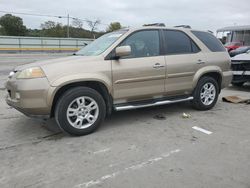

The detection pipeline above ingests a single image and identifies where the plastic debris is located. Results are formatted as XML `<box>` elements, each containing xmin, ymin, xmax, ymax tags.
<box><xmin>182</xmin><ymin>113</ymin><xmax>191</xmax><ymax>118</ymax></box>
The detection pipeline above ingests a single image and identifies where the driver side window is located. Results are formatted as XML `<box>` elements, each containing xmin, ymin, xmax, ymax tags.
<box><xmin>120</xmin><ymin>30</ymin><xmax>160</xmax><ymax>58</ymax></box>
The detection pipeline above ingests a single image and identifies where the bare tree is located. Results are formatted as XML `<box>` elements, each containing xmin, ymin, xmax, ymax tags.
<box><xmin>86</xmin><ymin>19</ymin><xmax>101</xmax><ymax>39</ymax></box>
<box><xmin>72</xmin><ymin>18</ymin><xmax>83</xmax><ymax>28</ymax></box>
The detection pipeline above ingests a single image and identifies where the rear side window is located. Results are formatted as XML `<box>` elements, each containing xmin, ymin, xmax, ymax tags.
<box><xmin>164</xmin><ymin>30</ymin><xmax>200</xmax><ymax>55</ymax></box>
<box><xmin>192</xmin><ymin>31</ymin><xmax>226</xmax><ymax>52</ymax></box>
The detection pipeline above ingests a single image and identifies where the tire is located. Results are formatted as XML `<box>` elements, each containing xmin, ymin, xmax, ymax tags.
<box><xmin>55</xmin><ymin>87</ymin><xmax>106</xmax><ymax>136</ymax></box>
<box><xmin>232</xmin><ymin>82</ymin><xmax>244</xmax><ymax>87</ymax></box>
<box><xmin>192</xmin><ymin>76</ymin><xmax>219</xmax><ymax>111</ymax></box>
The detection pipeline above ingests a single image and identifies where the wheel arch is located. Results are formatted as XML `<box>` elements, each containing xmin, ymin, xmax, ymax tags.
<box><xmin>49</xmin><ymin>80</ymin><xmax>113</xmax><ymax>118</ymax></box>
<box><xmin>193</xmin><ymin>66</ymin><xmax>223</xmax><ymax>93</ymax></box>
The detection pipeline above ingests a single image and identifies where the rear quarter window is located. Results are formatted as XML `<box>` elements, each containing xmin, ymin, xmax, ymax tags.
<box><xmin>191</xmin><ymin>31</ymin><xmax>226</xmax><ymax>52</ymax></box>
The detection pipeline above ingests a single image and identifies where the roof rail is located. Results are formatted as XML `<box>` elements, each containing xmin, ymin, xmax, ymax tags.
<box><xmin>174</xmin><ymin>25</ymin><xmax>191</xmax><ymax>29</ymax></box>
<box><xmin>143</xmin><ymin>23</ymin><xmax>166</xmax><ymax>27</ymax></box>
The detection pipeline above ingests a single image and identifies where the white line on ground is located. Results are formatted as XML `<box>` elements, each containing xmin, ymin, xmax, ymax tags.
<box><xmin>74</xmin><ymin>149</ymin><xmax>181</xmax><ymax>188</ymax></box>
<box><xmin>192</xmin><ymin>126</ymin><xmax>213</xmax><ymax>135</ymax></box>
<box><xmin>93</xmin><ymin>148</ymin><xmax>111</xmax><ymax>154</ymax></box>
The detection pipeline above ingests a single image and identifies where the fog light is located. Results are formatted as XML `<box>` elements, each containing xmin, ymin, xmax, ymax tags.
<box><xmin>15</xmin><ymin>92</ymin><xmax>20</xmax><ymax>100</ymax></box>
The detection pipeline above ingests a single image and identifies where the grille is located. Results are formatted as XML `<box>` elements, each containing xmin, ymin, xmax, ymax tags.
<box><xmin>231</xmin><ymin>61</ymin><xmax>250</xmax><ymax>71</ymax></box>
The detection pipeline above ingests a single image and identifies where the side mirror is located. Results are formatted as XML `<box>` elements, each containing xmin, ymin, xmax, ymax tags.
<box><xmin>115</xmin><ymin>46</ymin><xmax>131</xmax><ymax>58</ymax></box>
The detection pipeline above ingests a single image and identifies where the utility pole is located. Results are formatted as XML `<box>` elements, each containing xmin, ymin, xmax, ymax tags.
<box><xmin>67</xmin><ymin>14</ymin><xmax>70</xmax><ymax>38</ymax></box>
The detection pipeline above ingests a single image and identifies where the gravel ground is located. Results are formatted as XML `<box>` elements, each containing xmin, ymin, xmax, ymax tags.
<box><xmin>0</xmin><ymin>54</ymin><xmax>249</xmax><ymax>188</ymax></box>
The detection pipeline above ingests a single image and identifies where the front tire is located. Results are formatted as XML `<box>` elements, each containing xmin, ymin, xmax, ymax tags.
<box><xmin>55</xmin><ymin>87</ymin><xmax>106</xmax><ymax>136</ymax></box>
<box><xmin>192</xmin><ymin>77</ymin><xmax>219</xmax><ymax>111</ymax></box>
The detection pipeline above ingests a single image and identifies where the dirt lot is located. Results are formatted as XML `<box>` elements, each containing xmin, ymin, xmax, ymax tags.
<box><xmin>0</xmin><ymin>54</ymin><xmax>250</xmax><ymax>188</ymax></box>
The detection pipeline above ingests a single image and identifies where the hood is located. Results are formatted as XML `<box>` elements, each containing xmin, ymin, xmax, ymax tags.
<box><xmin>231</xmin><ymin>52</ymin><xmax>250</xmax><ymax>62</ymax></box>
<box><xmin>14</xmin><ymin>55</ymin><xmax>101</xmax><ymax>71</ymax></box>
<box><xmin>14</xmin><ymin>54</ymin><xmax>111</xmax><ymax>86</ymax></box>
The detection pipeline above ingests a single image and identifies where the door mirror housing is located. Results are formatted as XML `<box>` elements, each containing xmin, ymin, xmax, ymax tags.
<box><xmin>115</xmin><ymin>46</ymin><xmax>131</xmax><ymax>58</ymax></box>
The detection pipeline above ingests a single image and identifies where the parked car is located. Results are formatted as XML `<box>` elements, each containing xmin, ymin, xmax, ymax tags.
<box><xmin>5</xmin><ymin>26</ymin><xmax>232</xmax><ymax>136</ymax></box>
<box><xmin>231</xmin><ymin>50</ymin><xmax>250</xmax><ymax>86</ymax></box>
<box><xmin>225</xmin><ymin>42</ymin><xmax>243</xmax><ymax>52</ymax></box>
<box><xmin>229</xmin><ymin>46</ymin><xmax>250</xmax><ymax>57</ymax></box>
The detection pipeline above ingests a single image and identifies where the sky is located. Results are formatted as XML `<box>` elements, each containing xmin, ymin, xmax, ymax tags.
<box><xmin>0</xmin><ymin>0</ymin><xmax>249</xmax><ymax>33</ymax></box>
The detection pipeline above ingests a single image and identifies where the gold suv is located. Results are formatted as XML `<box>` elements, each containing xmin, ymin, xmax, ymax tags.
<box><xmin>5</xmin><ymin>26</ymin><xmax>232</xmax><ymax>136</ymax></box>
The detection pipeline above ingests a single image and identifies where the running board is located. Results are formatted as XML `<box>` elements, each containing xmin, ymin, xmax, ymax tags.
<box><xmin>114</xmin><ymin>96</ymin><xmax>194</xmax><ymax>111</ymax></box>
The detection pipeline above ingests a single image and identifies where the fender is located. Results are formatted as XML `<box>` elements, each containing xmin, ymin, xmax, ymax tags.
<box><xmin>192</xmin><ymin>66</ymin><xmax>223</xmax><ymax>89</ymax></box>
<box><xmin>46</xmin><ymin>73</ymin><xmax>112</xmax><ymax>107</ymax></box>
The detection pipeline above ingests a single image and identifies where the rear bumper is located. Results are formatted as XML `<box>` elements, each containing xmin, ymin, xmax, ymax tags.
<box><xmin>5</xmin><ymin>77</ymin><xmax>51</xmax><ymax>117</ymax></box>
<box><xmin>221</xmin><ymin>71</ymin><xmax>233</xmax><ymax>88</ymax></box>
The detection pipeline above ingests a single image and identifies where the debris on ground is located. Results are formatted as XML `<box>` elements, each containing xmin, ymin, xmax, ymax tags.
<box><xmin>222</xmin><ymin>96</ymin><xmax>250</xmax><ymax>104</ymax></box>
<box><xmin>182</xmin><ymin>112</ymin><xmax>191</xmax><ymax>118</ymax></box>
<box><xmin>153</xmin><ymin>114</ymin><xmax>166</xmax><ymax>120</ymax></box>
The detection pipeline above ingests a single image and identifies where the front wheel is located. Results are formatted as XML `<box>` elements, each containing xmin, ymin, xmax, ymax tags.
<box><xmin>55</xmin><ymin>87</ymin><xmax>106</xmax><ymax>136</ymax></box>
<box><xmin>192</xmin><ymin>77</ymin><xmax>219</xmax><ymax>110</ymax></box>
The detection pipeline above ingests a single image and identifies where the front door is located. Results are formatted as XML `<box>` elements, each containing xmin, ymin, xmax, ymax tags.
<box><xmin>112</xmin><ymin>30</ymin><xmax>166</xmax><ymax>103</ymax></box>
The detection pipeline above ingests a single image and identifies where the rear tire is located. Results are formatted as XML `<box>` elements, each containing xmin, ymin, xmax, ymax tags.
<box><xmin>192</xmin><ymin>76</ymin><xmax>219</xmax><ymax>111</ymax></box>
<box><xmin>55</xmin><ymin>87</ymin><xmax>106</xmax><ymax>136</ymax></box>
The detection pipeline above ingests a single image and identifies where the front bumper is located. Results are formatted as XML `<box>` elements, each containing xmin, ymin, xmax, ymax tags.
<box><xmin>5</xmin><ymin>77</ymin><xmax>51</xmax><ymax>117</ymax></box>
<box><xmin>231</xmin><ymin>61</ymin><xmax>250</xmax><ymax>83</ymax></box>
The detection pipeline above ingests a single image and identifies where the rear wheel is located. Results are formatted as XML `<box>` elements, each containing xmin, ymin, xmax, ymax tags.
<box><xmin>55</xmin><ymin>87</ymin><xmax>106</xmax><ymax>136</ymax></box>
<box><xmin>192</xmin><ymin>77</ymin><xmax>219</xmax><ymax>110</ymax></box>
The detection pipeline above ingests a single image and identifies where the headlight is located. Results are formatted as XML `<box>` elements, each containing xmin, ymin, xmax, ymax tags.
<box><xmin>16</xmin><ymin>67</ymin><xmax>46</xmax><ymax>79</ymax></box>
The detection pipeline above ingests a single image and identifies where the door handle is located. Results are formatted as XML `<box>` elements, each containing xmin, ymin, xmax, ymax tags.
<box><xmin>197</xmin><ymin>59</ymin><xmax>205</xmax><ymax>65</ymax></box>
<box><xmin>153</xmin><ymin>63</ymin><xmax>165</xmax><ymax>69</ymax></box>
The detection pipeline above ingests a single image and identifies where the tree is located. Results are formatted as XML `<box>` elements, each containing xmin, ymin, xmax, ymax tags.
<box><xmin>107</xmin><ymin>22</ymin><xmax>122</xmax><ymax>32</ymax></box>
<box><xmin>40</xmin><ymin>21</ymin><xmax>66</xmax><ymax>37</ymax></box>
<box><xmin>0</xmin><ymin>14</ymin><xmax>27</xmax><ymax>36</ymax></box>
<box><xmin>41</xmin><ymin>21</ymin><xmax>56</xmax><ymax>29</ymax></box>
<box><xmin>86</xmin><ymin>19</ymin><xmax>101</xmax><ymax>39</ymax></box>
<box><xmin>72</xmin><ymin>18</ymin><xmax>83</xmax><ymax>28</ymax></box>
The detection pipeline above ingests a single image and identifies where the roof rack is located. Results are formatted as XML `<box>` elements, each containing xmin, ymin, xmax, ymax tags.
<box><xmin>143</xmin><ymin>23</ymin><xmax>166</xmax><ymax>27</ymax></box>
<box><xmin>174</xmin><ymin>25</ymin><xmax>191</xmax><ymax>29</ymax></box>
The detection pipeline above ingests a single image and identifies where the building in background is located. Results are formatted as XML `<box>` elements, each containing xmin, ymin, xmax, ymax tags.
<box><xmin>217</xmin><ymin>25</ymin><xmax>250</xmax><ymax>46</ymax></box>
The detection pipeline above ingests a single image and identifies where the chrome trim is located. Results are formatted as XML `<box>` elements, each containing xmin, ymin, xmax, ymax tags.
<box><xmin>168</xmin><ymin>72</ymin><xmax>194</xmax><ymax>78</ymax></box>
<box><xmin>232</xmin><ymin>71</ymin><xmax>250</xmax><ymax>75</ymax></box>
<box><xmin>115</xmin><ymin>75</ymin><xmax>165</xmax><ymax>84</ymax></box>
<box><xmin>115</xmin><ymin>96</ymin><xmax>194</xmax><ymax>111</ymax></box>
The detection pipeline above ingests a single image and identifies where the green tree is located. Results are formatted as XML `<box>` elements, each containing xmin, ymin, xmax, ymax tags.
<box><xmin>40</xmin><ymin>21</ymin><xmax>66</xmax><ymax>37</ymax></box>
<box><xmin>0</xmin><ymin>14</ymin><xmax>27</xmax><ymax>36</ymax></box>
<box><xmin>106</xmin><ymin>22</ymin><xmax>122</xmax><ymax>32</ymax></box>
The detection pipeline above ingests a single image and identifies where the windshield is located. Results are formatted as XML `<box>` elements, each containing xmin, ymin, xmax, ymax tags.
<box><xmin>76</xmin><ymin>30</ymin><xmax>127</xmax><ymax>56</ymax></box>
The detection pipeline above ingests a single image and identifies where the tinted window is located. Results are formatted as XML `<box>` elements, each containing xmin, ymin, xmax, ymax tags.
<box><xmin>192</xmin><ymin>31</ymin><xmax>226</xmax><ymax>52</ymax></box>
<box><xmin>120</xmin><ymin>30</ymin><xmax>160</xmax><ymax>58</ymax></box>
<box><xmin>164</xmin><ymin>30</ymin><xmax>200</xmax><ymax>54</ymax></box>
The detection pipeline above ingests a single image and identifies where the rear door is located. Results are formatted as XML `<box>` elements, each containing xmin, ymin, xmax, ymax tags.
<box><xmin>111</xmin><ymin>30</ymin><xmax>166</xmax><ymax>103</ymax></box>
<box><xmin>163</xmin><ymin>30</ymin><xmax>205</xmax><ymax>96</ymax></box>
